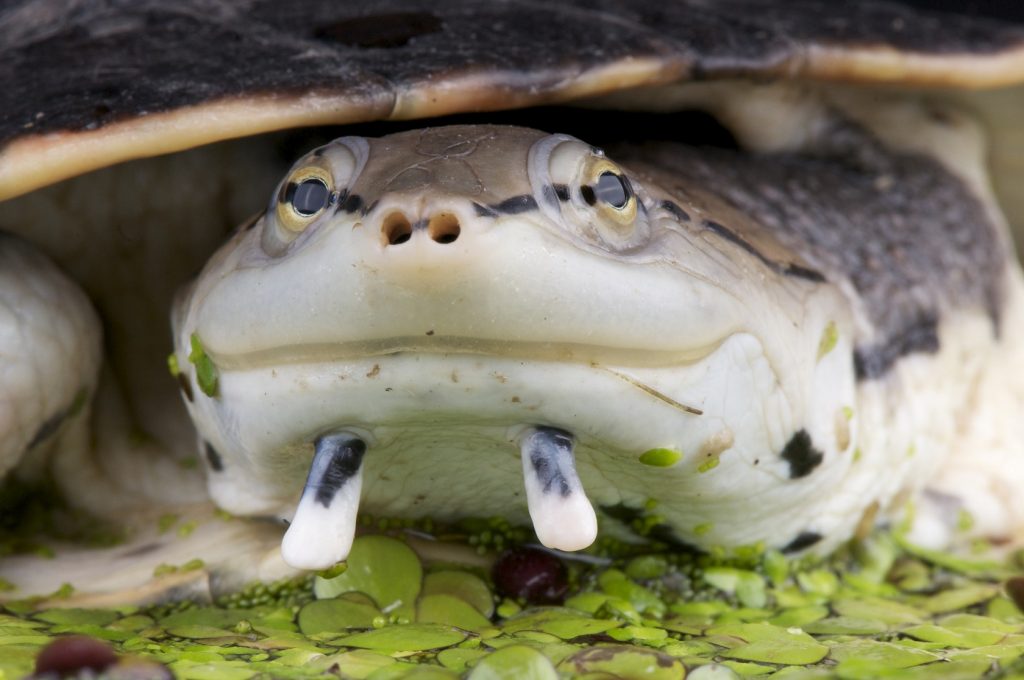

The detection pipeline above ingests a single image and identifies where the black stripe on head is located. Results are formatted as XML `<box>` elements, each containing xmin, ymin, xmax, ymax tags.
<box><xmin>854</xmin><ymin>313</ymin><xmax>940</xmax><ymax>380</ymax></box>
<box><xmin>784</xmin><ymin>263</ymin><xmax>827</xmax><ymax>283</ymax></box>
<box><xmin>335</xmin><ymin>192</ymin><xmax>363</xmax><ymax>214</ymax></box>
<box><xmin>782</xmin><ymin>531</ymin><xmax>823</xmax><ymax>553</ymax></box>
<box><xmin>661</xmin><ymin>200</ymin><xmax>690</xmax><ymax>222</ymax></box>
<box><xmin>702</xmin><ymin>220</ymin><xmax>826</xmax><ymax>284</ymax></box>
<box><xmin>780</xmin><ymin>429</ymin><xmax>824</xmax><ymax>479</ymax></box>
<box><xmin>490</xmin><ymin>194</ymin><xmax>539</xmax><ymax>215</ymax></box>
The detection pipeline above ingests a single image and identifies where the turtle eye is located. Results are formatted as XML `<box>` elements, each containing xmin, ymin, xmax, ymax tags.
<box><xmin>276</xmin><ymin>166</ymin><xmax>334</xmax><ymax>233</ymax></box>
<box><xmin>288</xmin><ymin>178</ymin><xmax>330</xmax><ymax>216</ymax></box>
<box><xmin>581</xmin><ymin>158</ymin><xmax>637</xmax><ymax>227</ymax></box>
<box><xmin>594</xmin><ymin>171</ymin><xmax>632</xmax><ymax>209</ymax></box>
<box><xmin>528</xmin><ymin>134</ymin><xmax>649</xmax><ymax>252</ymax></box>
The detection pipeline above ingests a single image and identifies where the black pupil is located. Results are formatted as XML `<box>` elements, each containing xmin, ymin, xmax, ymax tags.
<box><xmin>594</xmin><ymin>171</ymin><xmax>631</xmax><ymax>209</ymax></box>
<box><xmin>290</xmin><ymin>179</ymin><xmax>330</xmax><ymax>216</ymax></box>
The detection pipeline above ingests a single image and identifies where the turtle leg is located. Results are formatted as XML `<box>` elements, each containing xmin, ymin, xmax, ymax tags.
<box><xmin>0</xmin><ymin>233</ymin><xmax>101</xmax><ymax>485</ymax></box>
<box><xmin>0</xmin><ymin>242</ymin><xmax>291</xmax><ymax>599</ymax></box>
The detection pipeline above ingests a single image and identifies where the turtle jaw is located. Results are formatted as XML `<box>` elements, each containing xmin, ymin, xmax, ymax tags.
<box><xmin>179</xmin><ymin>325</ymin><xmax>807</xmax><ymax>570</ymax></box>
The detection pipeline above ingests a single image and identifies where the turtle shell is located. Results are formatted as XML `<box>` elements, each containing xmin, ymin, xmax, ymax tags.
<box><xmin>3</xmin><ymin>0</ymin><xmax>1024</xmax><ymax>202</ymax></box>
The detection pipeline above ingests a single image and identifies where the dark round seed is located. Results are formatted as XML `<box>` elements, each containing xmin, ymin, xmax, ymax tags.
<box><xmin>492</xmin><ymin>547</ymin><xmax>568</xmax><ymax>604</ymax></box>
<box><xmin>35</xmin><ymin>635</ymin><xmax>117</xmax><ymax>677</ymax></box>
<box><xmin>1006</xmin><ymin>576</ymin><xmax>1024</xmax><ymax>612</ymax></box>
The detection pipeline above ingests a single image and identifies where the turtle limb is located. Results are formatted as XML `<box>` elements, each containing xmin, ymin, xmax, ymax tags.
<box><xmin>0</xmin><ymin>234</ymin><xmax>101</xmax><ymax>483</ymax></box>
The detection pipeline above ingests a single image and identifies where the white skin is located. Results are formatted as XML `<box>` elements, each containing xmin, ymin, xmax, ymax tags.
<box><xmin>172</xmin><ymin>125</ymin><xmax>871</xmax><ymax>570</ymax></box>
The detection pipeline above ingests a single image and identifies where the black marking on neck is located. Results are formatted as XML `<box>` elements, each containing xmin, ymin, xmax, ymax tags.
<box><xmin>782</xmin><ymin>531</ymin><xmax>823</xmax><ymax>553</ymax></box>
<box><xmin>527</xmin><ymin>426</ymin><xmax>575</xmax><ymax>497</ymax></box>
<box><xmin>204</xmin><ymin>442</ymin><xmax>223</xmax><ymax>472</ymax></box>
<box><xmin>854</xmin><ymin>314</ymin><xmax>940</xmax><ymax>380</ymax></box>
<box><xmin>780</xmin><ymin>429</ymin><xmax>824</xmax><ymax>479</ymax></box>
<box><xmin>660</xmin><ymin>200</ymin><xmax>690</xmax><ymax>222</ymax></box>
<box><xmin>309</xmin><ymin>435</ymin><xmax>366</xmax><ymax>507</ymax></box>
<box><xmin>553</xmin><ymin>184</ymin><xmax>570</xmax><ymax>202</ymax></box>
<box><xmin>702</xmin><ymin>219</ymin><xmax>826</xmax><ymax>283</ymax></box>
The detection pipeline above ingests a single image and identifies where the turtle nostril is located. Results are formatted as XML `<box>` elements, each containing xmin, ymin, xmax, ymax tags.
<box><xmin>428</xmin><ymin>212</ymin><xmax>460</xmax><ymax>244</ymax></box>
<box><xmin>382</xmin><ymin>212</ymin><xmax>412</xmax><ymax>246</ymax></box>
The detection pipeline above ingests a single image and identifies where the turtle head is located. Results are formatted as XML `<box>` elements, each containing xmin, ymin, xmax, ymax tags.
<box><xmin>184</xmin><ymin>125</ymin><xmax>743</xmax><ymax>371</ymax></box>
<box><xmin>172</xmin><ymin>125</ymin><xmax>845</xmax><ymax>571</ymax></box>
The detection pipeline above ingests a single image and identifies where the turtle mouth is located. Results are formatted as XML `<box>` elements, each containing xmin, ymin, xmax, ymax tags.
<box><xmin>207</xmin><ymin>334</ymin><xmax>722</xmax><ymax>372</ymax></box>
<box><xmin>194</xmin><ymin>333</ymin><xmax>756</xmax><ymax>570</ymax></box>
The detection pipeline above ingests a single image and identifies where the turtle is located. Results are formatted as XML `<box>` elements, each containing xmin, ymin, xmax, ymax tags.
<box><xmin>2</xmin><ymin>0</ymin><xmax>1024</xmax><ymax>602</ymax></box>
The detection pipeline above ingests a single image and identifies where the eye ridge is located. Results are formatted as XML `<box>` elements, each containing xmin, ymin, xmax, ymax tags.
<box><xmin>288</xmin><ymin>177</ymin><xmax>331</xmax><ymax>217</ymax></box>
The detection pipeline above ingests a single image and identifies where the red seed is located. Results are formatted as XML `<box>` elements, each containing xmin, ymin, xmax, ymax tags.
<box><xmin>492</xmin><ymin>547</ymin><xmax>568</xmax><ymax>604</ymax></box>
<box><xmin>35</xmin><ymin>635</ymin><xmax>117</xmax><ymax>677</ymax></box>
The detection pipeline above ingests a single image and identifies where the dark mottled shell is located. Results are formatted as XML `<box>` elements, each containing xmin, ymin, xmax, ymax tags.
<box><xmin>1</xmin><ymin>1</ymin><xmax>1023</xmax><ymax>198</ymax></box>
